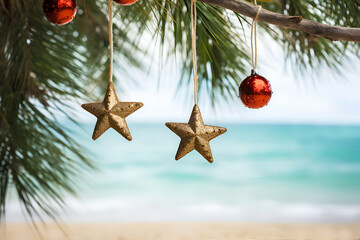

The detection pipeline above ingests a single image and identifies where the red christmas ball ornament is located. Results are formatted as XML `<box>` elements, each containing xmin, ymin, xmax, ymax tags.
<box><xmin>43</xmin><ymin>0</ymin><xmax>77</xmax><ymax>25</ymax></box>
<box><xmin>239</xmin><ymin>70</ymin><xmax>272</xmax><ymax>109</ymax></box>
<box><xmin>113</xmin><ymin>0</ymin><xmax>138</xmax><ymax>5</ymax></box>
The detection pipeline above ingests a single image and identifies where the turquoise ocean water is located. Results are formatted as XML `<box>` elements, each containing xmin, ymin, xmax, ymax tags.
<box><xmin>7</xmin><ymin>124</ymin><xmax>360</xmax><ymax>222</ymax></box>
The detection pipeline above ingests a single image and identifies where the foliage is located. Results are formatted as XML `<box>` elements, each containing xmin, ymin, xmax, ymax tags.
<box><xmin>0</xmin><ymin>0</ymin><xmax>141</xmax><ymax>220</ymax></box>
<box><xmin>260</xmin><ymin>0</ymin><xmax>360</xmax><ymax>72</ymax></box>
<box><xmin>0</xmin><ymin>0</ymin><xmax>359</xmax><ymax>220</ymax></box>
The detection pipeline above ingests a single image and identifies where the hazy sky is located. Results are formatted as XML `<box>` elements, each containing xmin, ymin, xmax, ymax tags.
<box><xmin>73</xmin><ymin>31</ymin><xmax>360</xmax><ymax>126</ymax></box>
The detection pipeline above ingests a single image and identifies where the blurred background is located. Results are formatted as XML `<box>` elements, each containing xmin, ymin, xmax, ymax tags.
<box><xmin>5</xmin><ymin>35</ymin><xmax>360</xmax><ymax>223</ymax></box>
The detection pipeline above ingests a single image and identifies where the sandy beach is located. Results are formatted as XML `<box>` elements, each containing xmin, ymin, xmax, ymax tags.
<box><xmin>2</xmin><ymin>222</ymin><xmax>360</xmax><ymax>240</ymax></box>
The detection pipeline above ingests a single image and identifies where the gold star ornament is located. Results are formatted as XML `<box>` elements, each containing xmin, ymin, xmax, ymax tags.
<box><xmin>166</xmin><ymin>105</ymin><xmax>227</xmax><ymax>163</ymax></box>
<box><xmin>81</xmin><ymin>82</ymin><xmax>143</xmax><ymax>141</ymax></box>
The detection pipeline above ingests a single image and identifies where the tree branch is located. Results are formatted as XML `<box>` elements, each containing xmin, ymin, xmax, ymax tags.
<box><xmin>198</xmin><ymin>0</ymin><xmax>360</xmax><ymax>42</ymax></box>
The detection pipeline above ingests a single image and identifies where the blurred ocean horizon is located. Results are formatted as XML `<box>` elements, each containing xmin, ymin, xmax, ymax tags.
<box><xmin>6</xmin><ymin>123</ymin><xmax>360</xmax><ymax>223</ymax></box>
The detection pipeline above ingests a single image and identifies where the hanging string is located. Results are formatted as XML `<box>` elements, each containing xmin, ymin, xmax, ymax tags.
<box><xmin>108</xmin><ymin>0</ymin><xmax>114</xmax><ymax>83</ymax></box>
<box><xmin>191</xmin><ymin>0</ymin><xmax>198</xmax><ymax>105</ymax></box>
<box><xmin>251</xmin><ymin>0</ymin><xmax>262</xmax><ymax>70</ymax></box>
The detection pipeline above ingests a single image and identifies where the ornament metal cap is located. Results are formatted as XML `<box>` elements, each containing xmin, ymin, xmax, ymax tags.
<box><xmin>251</xmin><ymin>69</ymin><xmax>257</xmax><ymax>75</ymax></box>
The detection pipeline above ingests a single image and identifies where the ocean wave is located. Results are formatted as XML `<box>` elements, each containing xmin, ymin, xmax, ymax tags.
<box><xmin>6</xmin><ymin>198</ymin><xmax>360</xmax><ymax>223</ymax></box>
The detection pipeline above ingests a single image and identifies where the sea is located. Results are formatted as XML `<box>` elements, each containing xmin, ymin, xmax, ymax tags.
<box><xmin>6</xmin><ymin>123</ymin><xmax>360</xmax><ymax>223</ymax></box>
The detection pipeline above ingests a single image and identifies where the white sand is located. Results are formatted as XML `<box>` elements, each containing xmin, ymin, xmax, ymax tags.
<box><xmin>2</xmin><ymin>222</ymin><xmax>360</xmax><ymax>240</ymax></box>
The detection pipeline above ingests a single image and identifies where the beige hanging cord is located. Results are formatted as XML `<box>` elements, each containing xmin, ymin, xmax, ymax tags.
<box><xmin>108</xmin><ymin>0</ymin><xmax>114</xmax><ymax>82</ymax></box>
<box><xmin>191</xmin><ymin>0</ymin><xmax>198</xmax><ymax>105</ymax></box>
<box><xmin>251</xmin><ymin>0</ymin><xmax>262</xmax><ymax>70</ymax></box>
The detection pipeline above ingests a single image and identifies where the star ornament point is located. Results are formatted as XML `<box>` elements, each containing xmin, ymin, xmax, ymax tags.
<box><xmin>81</xmin><ymin>82</ymin><xmax>143</xmax><ymax>141</ymax></box>
<box><xmin>166</xmin><ymin>105</ymin><xmax>227</xmax><ymax>163</ymax></box>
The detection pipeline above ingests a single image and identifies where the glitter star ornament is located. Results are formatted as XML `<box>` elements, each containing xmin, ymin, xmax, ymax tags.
<box><xmin>166</xmin><ymin>105</ymin><xmax>227</xmax><ymax>163</ymax></box>
<box><xmin>81</xmin><ymin>82</ymin><xmax>143</xmax><ymax>141</ymax></box>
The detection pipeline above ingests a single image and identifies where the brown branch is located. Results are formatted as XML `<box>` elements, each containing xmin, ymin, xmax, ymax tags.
<box><xmin>198</xmin><ymin>0</ymin><xmax>360</xmax><ymax>42</ymax></box>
